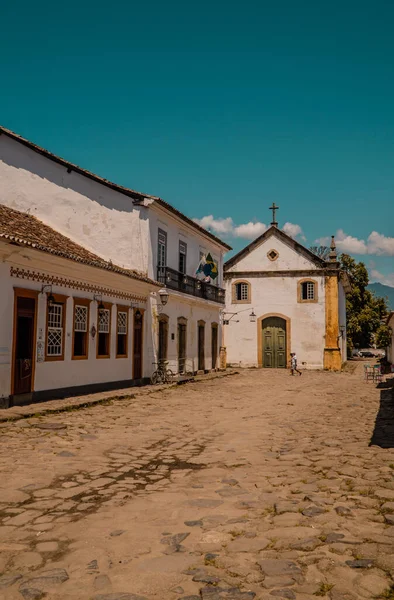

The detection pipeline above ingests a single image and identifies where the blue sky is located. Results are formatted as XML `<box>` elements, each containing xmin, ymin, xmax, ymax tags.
<box><xmin>1</xmin><ymin>0</ymin><xmax>393</xmax><ymax>284</ymax></box>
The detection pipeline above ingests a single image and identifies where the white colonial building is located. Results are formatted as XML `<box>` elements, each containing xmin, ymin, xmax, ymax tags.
<box><xmin>223</xmin><ymin>219</ymin><xmax>350</xmax><ymax>371</ymax></box>
<box><xmin>0</xmin><ymin>126</ymin><xmax>230</xmax><ymax>406</ymax></box>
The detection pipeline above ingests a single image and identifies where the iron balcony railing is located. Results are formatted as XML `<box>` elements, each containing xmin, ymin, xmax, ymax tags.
<box><xmin>157</xmin><ymin>266</ymin><xmax>225</xmax><ymax>304</ymax></box>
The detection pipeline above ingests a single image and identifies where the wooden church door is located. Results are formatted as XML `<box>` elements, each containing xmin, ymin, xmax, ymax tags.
<box><xmin>262</xmin><ymin>317</ymin><xmax>286</xmax><ymax>368</ymax></box>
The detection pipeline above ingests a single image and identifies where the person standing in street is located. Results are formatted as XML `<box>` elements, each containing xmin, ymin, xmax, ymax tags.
<box><xmin>290</xmin><ymin>352</ymin><xmax>302</xmax><ymax>376</ymax></box>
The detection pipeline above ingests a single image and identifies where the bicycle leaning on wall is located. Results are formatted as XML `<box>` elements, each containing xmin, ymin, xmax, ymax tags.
<box><xmin>150</xmin><ymin>361</ymin><xmax>175</xmax><ymax>385</ymax></box>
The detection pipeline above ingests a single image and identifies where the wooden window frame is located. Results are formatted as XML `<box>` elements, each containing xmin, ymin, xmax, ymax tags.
<box><xmin>158</xmin><ymin>228</ymin><xmax>167</xmax><ymax>269</ymax></box>
<box><xmin>72</xmin><ymin>298</ymin><xmax>90</xmax><ymax>360</ymax></box>
<box><xmin>96</xmin><ymin>302</ymin><xmax>112</xmax><ymax>359</ymax></box>
<box><xmin>232</xmin><ymin>280</ymin><xmax>251</xmax><ymax>304</ymax></box>
<box><xmin>179</xmin><ymin>240</ymin><xmax>187</xmax><ymax>274</ymax></box>
<box><xmin>298</xmin><ymin>278</ymin><xmax>318</xmax><ymax>303</ymax></box>
<box><xmin>116</xmin><ymin>305</ymin><xmax>129</xmax><ymax>359</ymax></box>
<box><xmin>45</xmin><ymin>293</ymin><xmax>68</xmax><ymax>362</ymax></box>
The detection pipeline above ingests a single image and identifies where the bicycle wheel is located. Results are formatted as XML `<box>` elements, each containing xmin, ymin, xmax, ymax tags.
<box><xmin>150</xmin><ymin>370</ymin><xmax>160</xmax><ymax>385</ymax></box>
<box><xmin>165</xmin><ymin>369</ymin><xmax>175</xmax><ymax>384</ymax></box>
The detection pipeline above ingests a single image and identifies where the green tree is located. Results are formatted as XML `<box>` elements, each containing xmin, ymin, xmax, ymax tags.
<box><xmin>375</xmin><ymin>324</ymin><xmax>392</xmax><ymax>349</ymax></box>
<box><xmin>340</xmin><ymin>254</ymin><xmax>389</xmax><ymax>349</ymax></box>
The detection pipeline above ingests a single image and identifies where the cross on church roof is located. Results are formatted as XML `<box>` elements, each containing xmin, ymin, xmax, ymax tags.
<box><xmin>269</xmin><ymin>202</ymin><xmax>279</xmax><ymax>227</ymax></box>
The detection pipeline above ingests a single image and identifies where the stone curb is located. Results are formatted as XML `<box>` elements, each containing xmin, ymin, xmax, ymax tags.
<box><xmin>0</xmin><ymin>370</ymin><xmax>239</xmax><ymax>425</ymax></box>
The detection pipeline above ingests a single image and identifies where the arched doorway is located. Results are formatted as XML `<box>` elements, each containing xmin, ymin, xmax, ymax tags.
<box><xmin>261</xmin><ymin>316</ymin><xmax>287</xmax><ymax>368</ymax></box>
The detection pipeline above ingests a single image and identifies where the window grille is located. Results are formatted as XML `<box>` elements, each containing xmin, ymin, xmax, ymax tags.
<box><xmin>302</xmin><ymin>281</ymin><xmax>315</xmax><ymax>300</ymax></box>
<box><xmin>98</xmin><ymin>309</ymin><xmax>110</xmax><ymax>333</ymax></box>
<box><xmin>236</xmin><ymin>282</ymin><xmax>249</xmax><ymax>301</ymax></box>
<box><xmin>117</xmin><ymin>311</ymin><xmax>127</xmax><ymax>335</ymax></box>
<box><xmin>47</xmin><ymin>304</ymin><xmax>63</xmax><ymax>356</ymax></box>
<box><xmin>74</xmin><ymin>305</ymin><xmax>88</xmax><ymax>332</ymax></box>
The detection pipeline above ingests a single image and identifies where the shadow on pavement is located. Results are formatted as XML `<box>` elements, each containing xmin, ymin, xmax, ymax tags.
<box><xmin>370</xmin><ymin>378</ymin><xmax>394</xmax><ymax>448</ymax></box>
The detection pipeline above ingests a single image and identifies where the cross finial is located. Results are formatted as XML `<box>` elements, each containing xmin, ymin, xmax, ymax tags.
<box><xmin>269</xmin><ymin>202</ymin><xmax>279</xmax><ymax>227</ymax></box>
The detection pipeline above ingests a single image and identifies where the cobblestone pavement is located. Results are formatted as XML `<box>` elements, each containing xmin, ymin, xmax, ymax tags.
<box><xmin>1</xmin><ymin>364</ymin><xmax>394</xmax><ymax>600</ymax></box>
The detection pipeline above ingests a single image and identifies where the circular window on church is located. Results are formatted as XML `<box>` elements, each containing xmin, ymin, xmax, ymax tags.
<box><xmin>267</xmin><ymin>249</ymin><xmax>279</xmax><ymax>261</ymax></box>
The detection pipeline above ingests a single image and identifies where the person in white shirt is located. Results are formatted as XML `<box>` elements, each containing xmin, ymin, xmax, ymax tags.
<box><xmin>290</xmin><ymin>352</ymin><xmax>302</xmax><ymax>376</ymax></box>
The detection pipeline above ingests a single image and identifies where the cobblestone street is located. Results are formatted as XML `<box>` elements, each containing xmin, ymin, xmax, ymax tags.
<box><xmin>1</xmin><ymin>364</ymin><xmax>394</xmax><ymax>600</ymax></box>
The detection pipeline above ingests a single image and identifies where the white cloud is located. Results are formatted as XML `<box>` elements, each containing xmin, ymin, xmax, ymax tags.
<box><xmin>367</xmin><ymin>231</ymin><xmax>394</xmax><ymax>256</ymax></box>
<box><xmin>370</xmin><ymin>269</ymin><xmax>394</xmax><ymax>287</ymax></box>
<box><xmin>283</xmin><ymin>222</ymin><xmax>305</xmax><ymax>240</ymax></box>
<box><xmin>233</xmin><ymin>221</ymin><xmax>267</xmax><ymax>239</ymax></box>
<box><xmin>315</xmin><ymin>230</ymin><xmax>394</xmax><ymax>257</ymax></box>
<box><xmin>193</xmin><ymin>214</ymin><xmax>306</xmax><ymax>241</ymax></box>
<box><xmin>193</xmin><ymin>215</ymin><xmax>234</xmax><ymax>234</ymax></box>
<box><xmin>335</xmin><ymin>229</ymin><xmax>368</xmax><ymax>254</ymax></box>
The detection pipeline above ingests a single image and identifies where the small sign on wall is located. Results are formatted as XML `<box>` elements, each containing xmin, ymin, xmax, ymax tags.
<box><xmin>37</xmin><ymin>341</ymin><xmax>44</xmax><ymax>363</ymax></box>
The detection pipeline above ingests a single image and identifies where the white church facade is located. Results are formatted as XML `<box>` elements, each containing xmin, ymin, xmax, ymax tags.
<box><xmin>223</xmin><ymin>218</ymin><xmax>350</xmax><ymax>371</ymax></box>
<box><xmin>0</xmin><ymin>126</ymin><xmax>230</xmax><ymax>406</ymax></box>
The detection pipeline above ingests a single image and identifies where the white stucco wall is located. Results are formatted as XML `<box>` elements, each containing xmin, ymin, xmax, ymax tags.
<box><xmin>0</xmin><ymin>134</ymin><xmax>227</xmax><ymax>284</ymax></box>
<box><xmin>224</xmin><ymin>275</ymin><xmax>326</xmax><ymax>369</ymax></box>
<box><xmin>147</xmin><ymin>205</ymin><xmax>224</xmax><ymax>285</ymax></box>
<box><xmin>149</xmin><ymin>291</ymin><xmax>222</xmax><ymax>374</ymax></box>
<box><xmin>0</xmin><ymin>243</ymin><xmax>153</xmax><ymax>400</ymax></box>
<box><xmin>0</xmin><ymin>134</ymin><xmax>150</xmax><ymax>272</ymax></box>
<box><xmin>227</xmin><ymin>235</ymin><xmax>319</xmax><ymax>272</ymax></box>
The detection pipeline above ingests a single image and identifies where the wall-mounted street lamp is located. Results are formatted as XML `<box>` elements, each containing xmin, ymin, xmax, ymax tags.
<box><xmin>93</xmin><ymin>294</ymin><xmax>105</xmax><ymax>310</ymax></box>
<box><xmin>222</xmin><ymin>307</ymin><xmax>257</xmax><ymax>325</ymax></box>
<box><xmin>41</xmin><ymin>284</ymin><xmax>55</xmax><ymax>307</ymax></box>
<box><xmin>158</xmin><ymin>287</ymin><xmax>169</xmax><ymax>307</ymax></box>
<box><xmin>337</xmin><ymin>325</ymin><xmax>346</xmax><ymax>341</ymax></box>
<box><xmin>220</xmin><ymin>307</ymin><xmax>258</xmax><ymax>370</ymax></box>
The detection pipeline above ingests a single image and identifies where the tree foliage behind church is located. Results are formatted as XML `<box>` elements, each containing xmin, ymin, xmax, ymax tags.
<box><xmin>340</xmin><ymin>254</ymin><xmax>388</xmax><ymax>349</ymax></box>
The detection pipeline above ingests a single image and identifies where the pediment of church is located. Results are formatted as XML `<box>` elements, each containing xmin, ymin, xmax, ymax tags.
<box><xmin>224</xmin><ymin>226</ymin><xmax>326</xmax><ymax>273</ymax></box>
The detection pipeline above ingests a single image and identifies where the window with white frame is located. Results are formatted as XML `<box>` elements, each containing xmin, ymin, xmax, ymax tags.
<box><xmin>73</xmin><ymin>303</ymin><xmax>88</xmax><ymax>358</ymax></box>
<box><xmin>117</xmin><ymin>309</ymin><xmax>128</xmax><ymax>357</ymax></box>
<box><xmin>234</xmin><ymin>282</ymin><xmax>250</xmax><ymax>302</ymax></box>
<box><xmin>300</xmin><ymin>281</ymin><xmax>316</xmax><ymax>301</ymax></box>
<box><xmin>97</xmin><ymin>307</ymin><xmax>111</xmax><ymax>357</ymax></box>
<box><xmin>47</xmin><ymin>303</ymin><xmax>64</xmax><ymax>357</ymax></box>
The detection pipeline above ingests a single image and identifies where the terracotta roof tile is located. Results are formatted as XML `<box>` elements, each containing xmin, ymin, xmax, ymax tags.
<box><xmin>0</xmin><ymin>204</ymin><xmax>159</xmax><ymax>286</ymax></box>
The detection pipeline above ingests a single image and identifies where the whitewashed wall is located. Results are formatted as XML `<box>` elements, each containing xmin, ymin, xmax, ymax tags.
<box><xmin>224</xmin><ymin>233</ymin><xmax>328</xmax><ymax>369</ymax></box>
<box><xmin>226</xmin><ymin>236</ymin><xmax>318</xmax><ymax>272</ymax></box>
<box><xmin>0</xmin><ymin>134</ymin><xmax>150</xmax><ymax>272</ymax></box>
<box><xmin>149</xmin><ymin>292</ymin><xmax>222</xmax><ymax>373</ymax></box>
<box><xmin>147</xmin><ymin>204</ymin><xmax>224</xmax><ymax>285</ymax></box>
<box><xmin>0</xmin><ymin>244</ymin><xmax>152</xmax><ymax>400</ymax></box>
<box><xmin>224</xmin><ymin>275</ymin><xmax>326</xmax><ymax>369</ymax></box>
<box><xmin>0</xmin><ymin>134</ymin><xmax>227</xmax><ymax>283</ymax></box>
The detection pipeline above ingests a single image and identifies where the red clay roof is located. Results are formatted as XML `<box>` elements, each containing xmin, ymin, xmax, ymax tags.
<box><xmin>0</xmin><ymin>204</ymin><xmax>159</xmax><ymax>286</ymax></box>
<box><xmin>0</xmin><ymin>125</ymin><xmax>231</xmax><ymax>251</ymax></box>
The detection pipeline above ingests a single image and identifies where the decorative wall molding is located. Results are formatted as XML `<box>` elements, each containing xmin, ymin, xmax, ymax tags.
<box><xmin>224</xmin><ymin>269</ymin><xmax>339</xmax><ymax>279</ymax></box>
<box><xmin>10</xmin><ymin>267</ymin><xmax>147</xmax><ymax>303</ymax></box>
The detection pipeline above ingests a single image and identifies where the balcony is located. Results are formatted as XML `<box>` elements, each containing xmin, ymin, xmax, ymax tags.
<box><xmin>157</xmin><ymin>266</ymin><xmax>225</xmax><ymax>305</ymax></box>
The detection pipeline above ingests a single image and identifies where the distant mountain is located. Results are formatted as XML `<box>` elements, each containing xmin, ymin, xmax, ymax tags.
<box><xmin>368</xmin><ymin>282</ymin><xmax>394</xmax><ymax>311</ymax></box>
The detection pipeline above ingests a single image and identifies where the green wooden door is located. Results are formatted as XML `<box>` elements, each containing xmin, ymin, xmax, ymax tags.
<box><xmin>262</xmin><ymin>317</ymin><xmax>287</xmax><ymax>368</ymax></box>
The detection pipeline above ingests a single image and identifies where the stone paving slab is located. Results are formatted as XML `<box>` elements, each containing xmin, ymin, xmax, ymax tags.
<box><xmin>0</xmin><ymin>371</ymin><xmax>238</xmax><ymax>423</ymax></box>
<box><xmin>0</xmin><ymin>364</ymin><xmax>394</xmax><ymax>599</ymax></box>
